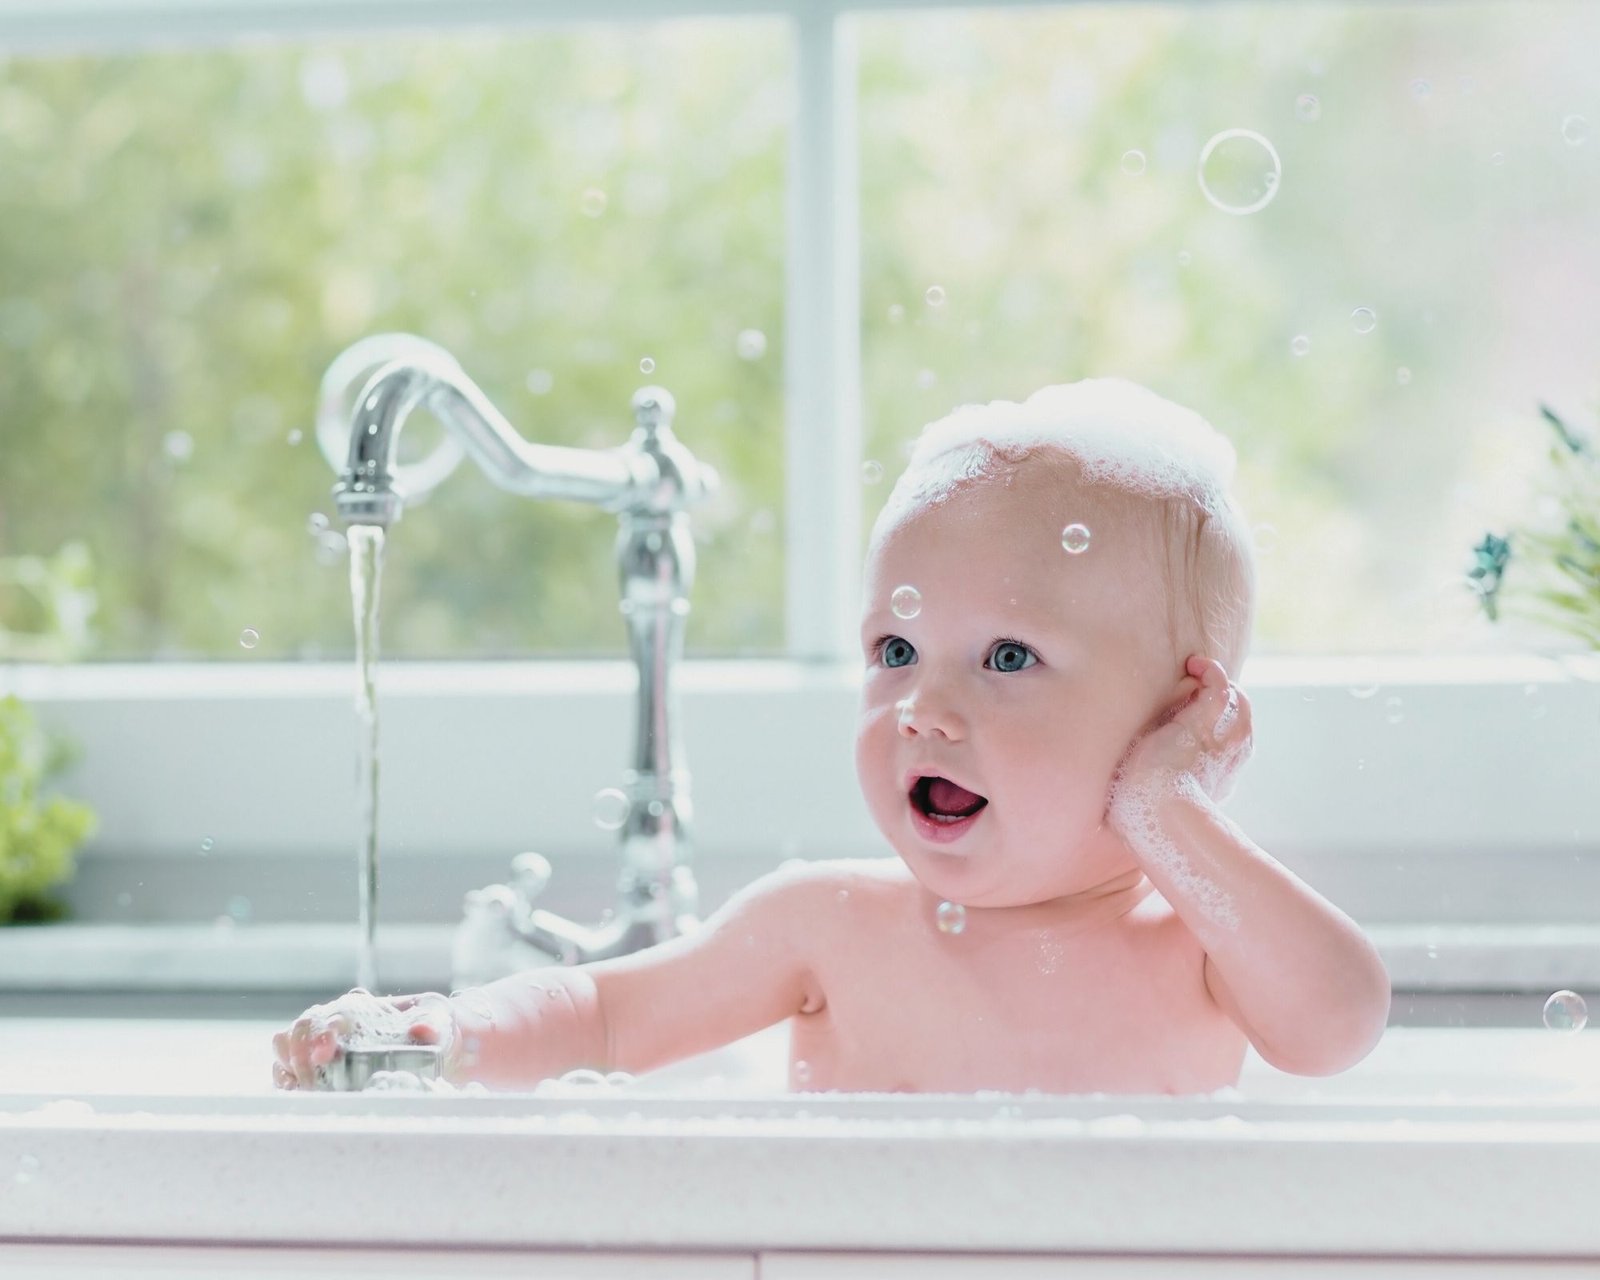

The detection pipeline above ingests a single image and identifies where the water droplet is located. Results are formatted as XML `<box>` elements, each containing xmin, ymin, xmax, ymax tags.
<box><xmin>915</xmin><ymin>369</ymin><xmax>937</xmax><ymax>391</ymax></box>
<box><xmin>1561</xmin><ymin>114</ymin><xmax>1589</xmax><ymax>147</ymax></box>
<box><xmin>1290</xmin><ymin>334</ymin><xmax>1311</xmax><ymax>357</ymax></box>
<box><xmin>924</xmin><ymin>285</ymin><xmax>946</xmax><ymax>307</ymax></box>
<box><xmin>890</xmin><ymin>584</ymin><xmax>922</xmax><ymax>619</ymax></box>
<box><xmin>1120</xmin><ymin>149</ymin><xmax>1147</xmax><ymax>176</ymax></box>
<box><xmin>936</xmin><ymin>901</ymin><xmax>967</xmax><ymax>935</ymax></box>
<box><xmin>1351</xmin><ymin>307</ymin><xmax>1378</xmax><ymax>335</ymax></box>
<box><xmin>14</xmin><ymin>1154</ymin><xmax>40</xmax><ymax>1185</ymax></box>
<box><xmin>287</xmin><ymin>429</ymin><xmax>304</xmax><ymax>446</ymax></box>
<box><xmin>1294</xmin><ymin>94</ymin><xmax>1321</xmax><ymax>123</ymax></box>
<box><xmin>1410</xmin><ymin>79</ymin><xmax>1432</xmax><ymax>100</ymax></box>
<box><xmin>1384</xmin><ymin>696</ymin><xmax>1405</xmax><ymax>725</ymax></box>
<box><xmin>592</xmin><ymin>788</ymin><xmax>630</xmax><ymax>830</ymax></box>
<box><xmin>1197</xmin><ymin>129</ymin><xmax>1282</xmax><ymax>215</ymax></box>
<box><xmin>861</xmin><ymin>460</ymin><xmax>883</xmax><ymax>485</ymax></box>
<box><xmin>558</xmin><ymin>1068</ymin><xmax>608</xmax><ymax>1087</ymax></box>
<box><xmin>163</xmin><ymin>430</ymin><xmax>194</xmax><ymax>462</ymax></box>
<box><xmin>525</xmin><ymin>368</ymin><xmax>554</xmax><ymax>395</ymax></box>
<box><xmin>1396</xmin><ymin>367</ymin><xmax>1412</xmax><ymax>386</ymax></box>
<box><xmin>735</xmin><ymin>329</ymin><xmax>767</xmax><ymax>360</ymax></box>
<box><xmin>887</xmin><ymin>303</ymin><xmax>906</xmax><ymax>324</ymax></box>
<box><xmin>1349</xmin><ymin>683</ymin><xmax>1380</xmax><ymax>700</ymax></box>
<box><xmin>579</xmin><ymin>187</ymin><xmax>607</xmax><ymax>217</ymax></box>
<box><xmin>200</xmin><ymin>837</ymin><xmax>215</xmax><ymax>854</ymax></box>
<box><xmin>239</xmin><ymin>628</ymin><xmax>260</xmax><ymax>649</ymax></box>
<box><xmin>1543</xmin><ymin>990</ymin><xmax>1587</xmax><ymax>1033</ymax></box>
<box><xmin>1061</xmin><ymin>523</ymin><xmax>1092</xmax><ymax>555</ymax></box>
<box><xmin>307</xmin><ymin>512</ymin><xmax>330</xmax><ymax>536</ymax></box>
<box><xmin>638</xmin><ymin>356</ymin><xmax>656</xmax><ymax>374</ymax></box>
<box><xmin>1252</xmin><ymin>523</ymin><xmax>1278</xmax><ymax>555</ymax></box>
<box><xmin>794</xmin><ymin>1059</ymin><xmax>812</xmax><ymax>1085</ymax></box>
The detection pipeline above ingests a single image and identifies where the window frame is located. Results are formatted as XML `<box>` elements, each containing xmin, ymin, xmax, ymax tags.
<box><xmin>2</xmin><ymin>0</ymin><xmax>1595</xmax><ymax>942</ymax></box>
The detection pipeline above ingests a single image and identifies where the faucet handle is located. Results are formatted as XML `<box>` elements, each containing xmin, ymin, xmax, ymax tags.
<box><xmin>510</xmin><ymin>851</ymin><xmax>554</xmax><ymax>903</ymax></box>
<box><xmin>631</xmin><ymin>386</ymin><xmax>675</xmax><ymax>431</ymax></box>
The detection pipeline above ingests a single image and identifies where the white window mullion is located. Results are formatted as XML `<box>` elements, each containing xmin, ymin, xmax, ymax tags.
<box><xmin>783</xmin><ymin>3</ymin><xmax>863</xmax><ymax>663</ymax></box>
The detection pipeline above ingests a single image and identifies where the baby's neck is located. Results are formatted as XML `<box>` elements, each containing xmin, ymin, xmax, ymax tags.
<box><xmin>919</xmin><ymin>866</ymin><xmax>1153</xmax><ymax>937</ymax></box>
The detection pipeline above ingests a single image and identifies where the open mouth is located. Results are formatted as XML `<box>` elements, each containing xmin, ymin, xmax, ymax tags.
<box><xmin>908</xmin><ymin>775</ymin><xmax>989</xmax><ymax>842</ymax></box>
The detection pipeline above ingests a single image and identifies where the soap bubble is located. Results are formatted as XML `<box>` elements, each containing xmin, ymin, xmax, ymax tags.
<box><xmin>287</xmin><ymin>429</ymin><xmax>304</xmax><ymax>446</ymax></box>
<box><xmin>890</xmin><ymin>584</ymin><xmax>922</xmax><ymax>619</ymax></box>
<box><xmin>1384</xmin><ymin>696</ymin><xmax>1405</xmax><ymax>725</ymax></box>
<box><xmin>794</xmin><ymin>1060</ymin><xmax>812</xmax><ymax>1086</ymax></box>
<box><xmin>592</xmin><ymin>788</ymin><xmax>631</xmax><ymax>831</ymax></box>
<box><xmin>936</xmin><ymin>901</ymin><xmax>967</xmax><ymax>935</ymax></box>
<box><xmin>605</xmin><ymin>1071</ymin><xmax>636</xmax><ymax>1088</ymax></box>
<box><xmin>1197</xmin><ymin>129</ymin><xmax>1282</xmax><ymax>215</ymax></box>
<box><xmin>226</xmin><ymin>895</ymin><xmax>253</xmax><ymax>924</ymax></box>
<box><xmin>1351</xmin><ymin>307</ymin><xmax>1378</xmax><ymax>334</ymax></box>
<box><xmin>239</xmin><ymin>628</ymin><xmax>260</xmax><ymax>649</ymax></box>
<box><xmin>307</xmin><ymin>512</ymin><xmax>330</xmax><ymax>536</ymax></box>
<box><xmin>1543</xmin><ymin>990</ymin><xmax>1587</xmax><ymax>1033</ymax></box>
<box><xmin>1396</xmin><ymin>367</ymin><xmax>1412</xmax><ymax>386</ymax></box>
<box><xmin>525</xmin><ymin>369</ymin><xmax>555</xmax><ymax>395</ymax></box>
<box><xmin>557</xmin><ymin>1068</ymin><xmax>609</xmax><ymax>1087</ymax></box>
<box><xmin>1349</xmin><ymin>683</ymin><xmax>1380</xmax><ymax>699</ymax></box>
<box><xmin>915</xmin><ymin>369</ymin><xmax>937</xmax><ymax>390</ymax></box>
<box><xmin>735</xmin><ymin>329</ymin><xmax>767</xmax><ymax>360</ymax></box>
<box><xmin>1120</xmin><ymin>149</ymin><xmax>1147</xmax><ymax>176</ymax></box>
<box><xmin>163</xmin><ymin>430</ymin><xmax>194</xmax><ymax>462</ymax></box>
<box><xmin>1290</xmin><ymin>335</ymin><xmax>1311</xmax><ymax>357</ymax></box>
<box><xmin>638</xmin><ymin>356</ymin><xmax>656</xmax><ymax>374</ymax></box>
<box><xmin>1562</xmin><ymin>115</ymin><xmax>1589</xmax><ymax>147</ymax></box>
<box><xmin>14</xmin><ymin>1154</ymin><xmax>40</xmax><ymax>1185</ymax></box>
<box><xmin>1252</xmin><ymin>524</ymin><xmax>1278</xmax><ymax>555</ymax></box>
<box><xmin>861</xmin><ymin>460</ymin><xmax>884</xmax><ymax>485</ymax></box>
<box><xmin>1410</xmin><ymin>79</ymin><xmax>1432</xmax><ymax>100</ymax></box>
<box><xmin>1294</xmin><ymin>94</ymin><xmax>1321</xmax><ymax>122</ymax></box>
<box><xmin>200</xmin><ymin>837</ymin><xmax>214</xmax><ymax>854</ymax></box>
<box><xmin>1061</xmin><ymin>523</ymin><xmax>1092</xmax><ymax>555</ymax></box>
<box><xmin>924</xmin><ymin>285</ymin><xmax>946</xmax><ymax>307</ymax></box>
<box><xmin>579</xmin><ymin>187</ymin><xmax>607</xmax><ymax>217</ymax></box>
<box><xmin>1176</xmin><ymin>250</ymin><xmax>1192</xmax><ymax>267</ymax></box>
<box><xmin>887</xmin><ymin>303</ymin><xmax>906</xmax><ymax>324</ymax></box>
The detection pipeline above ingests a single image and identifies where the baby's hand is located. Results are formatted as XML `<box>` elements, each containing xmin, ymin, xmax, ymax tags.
<box><xmin>1113</xmin><ymin>656</ymin><xmax>1252</xmax><ymax>804</ymax></box>
<box><xmin>271</xmin><ymin>987</ymin><xmax>459</xmax><ymax>1090</ymax></box>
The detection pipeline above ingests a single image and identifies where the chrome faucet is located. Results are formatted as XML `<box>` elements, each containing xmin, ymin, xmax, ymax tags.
<box><xmin>318</xmin><ymin>334</ymin><xmax>717</xmax><ymax>978</ymax></box>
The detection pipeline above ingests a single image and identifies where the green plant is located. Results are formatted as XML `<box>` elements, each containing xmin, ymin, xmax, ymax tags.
<box><xmin>0</xmin><ymin>695</ymin><xmax>95</xmax><ymax>924</ymax></box>
<box><xmin>1468</xmin><ymin>405</ymin><xmax>1600</xmax><ymax>647</ymax></box>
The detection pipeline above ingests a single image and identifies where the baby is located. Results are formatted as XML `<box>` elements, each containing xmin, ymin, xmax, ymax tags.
<box><xmin>274</xmin><ymin>377</ymin><xmax>1390</xmax><ymax>1094</ymax></box>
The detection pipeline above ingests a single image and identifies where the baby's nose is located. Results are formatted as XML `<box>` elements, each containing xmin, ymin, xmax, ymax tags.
<box><xmin>895</xmin><ymin>693</ymin><xmax>964</xmax><ymax>740</ymax></box>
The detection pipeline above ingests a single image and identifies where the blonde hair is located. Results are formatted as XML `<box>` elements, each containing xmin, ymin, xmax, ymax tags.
<box><xmin>872</xmin><ymin>378</ymin><xmax>1257</xmax><ymax>677</ymax></box>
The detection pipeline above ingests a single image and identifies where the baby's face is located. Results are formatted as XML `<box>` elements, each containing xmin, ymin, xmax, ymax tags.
<box><xmin>855</xmin><ymin>461</ymin><xmax>1185</xmax><ymax>909</ymax></box>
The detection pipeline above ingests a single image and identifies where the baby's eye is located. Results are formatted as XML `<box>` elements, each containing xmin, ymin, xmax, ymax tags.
<box><xmin>987</xmin><ymin>639</ymin><xmax>1037</xmax><ymax>673</ymax></box>
<box><xmin>876</xmin><ymin>636</ymin><xmax>916</xmax><ymax>668</ymax></box>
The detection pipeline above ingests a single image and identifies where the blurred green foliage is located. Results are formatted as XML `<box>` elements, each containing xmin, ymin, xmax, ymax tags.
<box><xmin>0</xmin><ymin>695</ymin><xmax>95</xmax><ymax>924</ymax></box>
<box><xmin>1</xmin><ymin>7</ymin><xmax>1597</xmax><ymax>659</ymax></box>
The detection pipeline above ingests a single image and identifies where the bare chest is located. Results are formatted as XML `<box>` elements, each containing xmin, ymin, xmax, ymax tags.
<box><xmin>791</xmin><ymin>895</ymin><xmax>1246</xmax><ymax>1094</ymax></box>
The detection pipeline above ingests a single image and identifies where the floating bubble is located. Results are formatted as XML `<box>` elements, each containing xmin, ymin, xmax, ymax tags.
<box><xmin>14</xmin><ymin>1154</ymin><xmax>40</xmax><ymax>1185</ymax></box>
<box><xmin>1197</xmin><ymin>129</ymin><xmax>1282</xmax><ymax>215</ymax></box>
<box><xmin>837</xmin><ymin>888</ymin><xmax>850</xmax><ymax>901</ymax></box>
<box><xmin>1396</xmin><ymin>367</ymin><xmax>1412</xmax><ymax>386</ymax></box>
<box><xmin>239</xmin><ymin>628</ymin><xmax>260</xmax><ymax>649</ymax></box>
<box><xmin>1384</xmin><ymin>696</ymin><xmax>1405</xmax><ymax>725</ymax></box>
<box><xmin>287</xmin><ymin>429</ymin><xmax>304</xmax><ymax>446</ymax></box>
<box><xmin>307</xmin><ymin>512</ymin><xmax>330</xmax><ymax>536</ymax></box>
<box><xmin>861</xmin><ymin>460</ymin><xmax>884</xmax><ymax>485</ymax></box>
<box><xmin>1176</xmin><ymin>249</ymin><xmax>1192</xmax><ymax>267</ymax></box>
<box><xmin>1290</xmin><ymin>335</ymin><xmax>1311</xmax><ymax>357</ymax></box>
<box><xmin>1562</xmin><ymin>115</ymin><xmax>1589</xmax><ymax>147</ymax></box>
<box><xmin>525</xmin><ymin>369</ymin><xmax>554</xmax><ymax>395</ymax></box>
<box><xmin>1351</xmin><ymin>307</ymin><xmax>1378</xmax><ymax>334</ymax></box>
<box><xmin>1410</xmin><ymin>79</ymin><xmax>1432</xmax><ymax>100</ymax></box>
<box><xmin>592</xmin><ymin>788</ymin><xmax>630</xmax><ymax>831</ymax></box>
<box><xmin>1295</xmin><ymin>94</ymin><xmax>1321</xmax><ymax>123</ymax></box>
<box><xmin>890</xmin><ymin>584</ymin><xmax>922</xmax><ymax>619</ymax></box>
<box><xmin>887</xmin><ymin>303</ymin><xmax>906</xmax><ymax>324</ymax></box>
<box><xmin>1061</xmin><ymin>523</ymin><xmax>1092</xmax><ymax>555</ymax></box>
<box><xmin>924</xmin><ymin>285</ymin><xmax>946</xmax><ymax>307</ymax></box>
<box><xmin>1120</xmin><ymin>149</ymin><xmax>1147</xmax><ymax>176</ymax></box>
<box><xmin>579</xmin><ymin>187</ymin><xmax>607</xmax><ymax>217</ymax></box>
<box><xmin>200</xmin><ymin>837</ymin><xmax>214</xmax><ymax>854</ymax></box>
<box><xmin>163</xmin><ymin>430</ymin><xmax>194</xmax><ymax>462</ymax></box>
<box><xmin>1489</xmin><ymin>151</ymin><xmax>1505</xmax><ymax>166</ymax></box>
<box><xmin>794</xmin><ymin>1060</ymin><xmax>812</xmax><ymax>1085</ymax></box>
<box><xmin>1252</xmin><ymin>524</ymin><xmax>1278</xmax><ymax>555</ymax></box>
<box><xmin>226</xmin><ymin>895</ymin><xmax>253</xmax><ymax>924</ymax></box>
<box><xmin>639</xmin><ymin>356</ymin><xmax>655</xmax><ymax>374</ymax></box>
<box><xmin>735</xmin><ymin>329</ymin><xmax>767</xmax><ymax>360</ymax></box>
<box><xmin>915</xmin><ymin>369</ymin><xmax>937</xmax><ymax>390</ymax></box>
<box><xmin>936</xmin><ymin>901</ymin><xmax>967</xmax><ymax>935</ymax></box>
<box><xmin>1543</xmin><ymin>990</ymin><xmax>1587</xmax><ymax>1033</ymax></box>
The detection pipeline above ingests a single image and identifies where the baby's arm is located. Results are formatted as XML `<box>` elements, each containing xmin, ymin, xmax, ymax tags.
<box><xmin>1110</xmin><ymin>656</ymin><xmax>1391</xmax><ymax>1077</ymax></box>
<box><xmin>436</xmin><ymin>861</ymin><xmax>823</xmax><ymax>1088</ymax></box>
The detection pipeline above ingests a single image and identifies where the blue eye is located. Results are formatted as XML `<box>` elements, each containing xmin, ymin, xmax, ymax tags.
<box><xmin>878</xmin><ymin>636</ymin><xmax>916</xmax><ymax>668</ymax></box>
<box><xmin>988</xmin><ymin>640</ymin><xmax>1036</xmax><ymax>673</ymax></box>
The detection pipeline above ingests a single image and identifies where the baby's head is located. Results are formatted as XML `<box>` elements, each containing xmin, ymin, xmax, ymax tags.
<box><xmin>855</xmin><ymin>378</ymin><xmax>1256</xmax><ymax>908</ymax></box>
